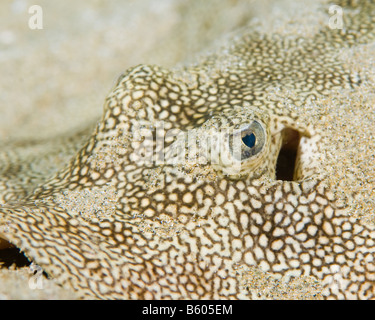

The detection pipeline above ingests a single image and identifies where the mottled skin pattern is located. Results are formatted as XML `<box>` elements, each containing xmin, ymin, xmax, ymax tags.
<box><xmin>1</xmin><ymin>1</ymin><xmax>375</xmax><ymax>299</ymax></box>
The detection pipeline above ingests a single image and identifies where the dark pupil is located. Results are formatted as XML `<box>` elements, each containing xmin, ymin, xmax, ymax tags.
<box><xmin>242</xmin><ymin>133</ymin><xmax>256</xmax><ymax>148</ymax></box>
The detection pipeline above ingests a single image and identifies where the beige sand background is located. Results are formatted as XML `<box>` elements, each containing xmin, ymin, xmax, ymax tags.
<box><xmin>0</xmin><ymin>0</ymin><xmax>272</xmax><ymax>142</ymax></box>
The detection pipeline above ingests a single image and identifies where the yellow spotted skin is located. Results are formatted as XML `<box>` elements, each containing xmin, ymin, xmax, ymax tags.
<box><xmin>1</xmin><ymin>1</ymin><xmax>375</xmax><ymax>299</ymax></box>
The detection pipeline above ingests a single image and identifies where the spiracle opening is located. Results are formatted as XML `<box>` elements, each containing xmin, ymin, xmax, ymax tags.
<box><xmin>275</xmin><ymin>127</ymin><xmax>300</xmax><ymax>181</ymax></box>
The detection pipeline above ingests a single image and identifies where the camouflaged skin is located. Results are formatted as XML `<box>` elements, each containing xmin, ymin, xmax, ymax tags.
<box><xmin>1</xmin><ymin>0</ymin><xmax>375</xmax><ymax>299</ymax></box>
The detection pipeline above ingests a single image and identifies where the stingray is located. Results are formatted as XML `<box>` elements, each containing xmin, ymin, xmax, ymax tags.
<box><xmin>1</xmin><ymin>0</ymin><xmax>375</xmax><ymax>299</ymax></box>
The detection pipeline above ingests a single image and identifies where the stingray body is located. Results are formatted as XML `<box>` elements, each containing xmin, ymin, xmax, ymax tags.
<box><xmin>1</xmin><ymin>1</ymin><xmax>375</xmax><ymax>299</ymax></box>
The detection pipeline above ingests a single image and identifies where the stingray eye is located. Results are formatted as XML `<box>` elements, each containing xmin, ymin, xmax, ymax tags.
<box><xmin>229</xmin><ymin>120</ymin><xmax>266</xmax><ymax>161</ymax></box>
<box><xmin>242</xmin><ymin>132</ymin><xmax>256</xmax><ymax>148</ymax></box>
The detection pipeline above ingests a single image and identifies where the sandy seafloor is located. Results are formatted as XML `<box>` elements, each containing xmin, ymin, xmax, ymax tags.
<box><xmin>0</xmin><ymin>0</ymin><xmax>268</xmax><ymax>142</ymax></box>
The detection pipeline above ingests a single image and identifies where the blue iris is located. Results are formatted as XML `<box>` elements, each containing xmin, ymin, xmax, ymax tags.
<box><xmin>242</xmin><ymin>133</ymin><xmax>256</xmax><ymax>148</ymax></box>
